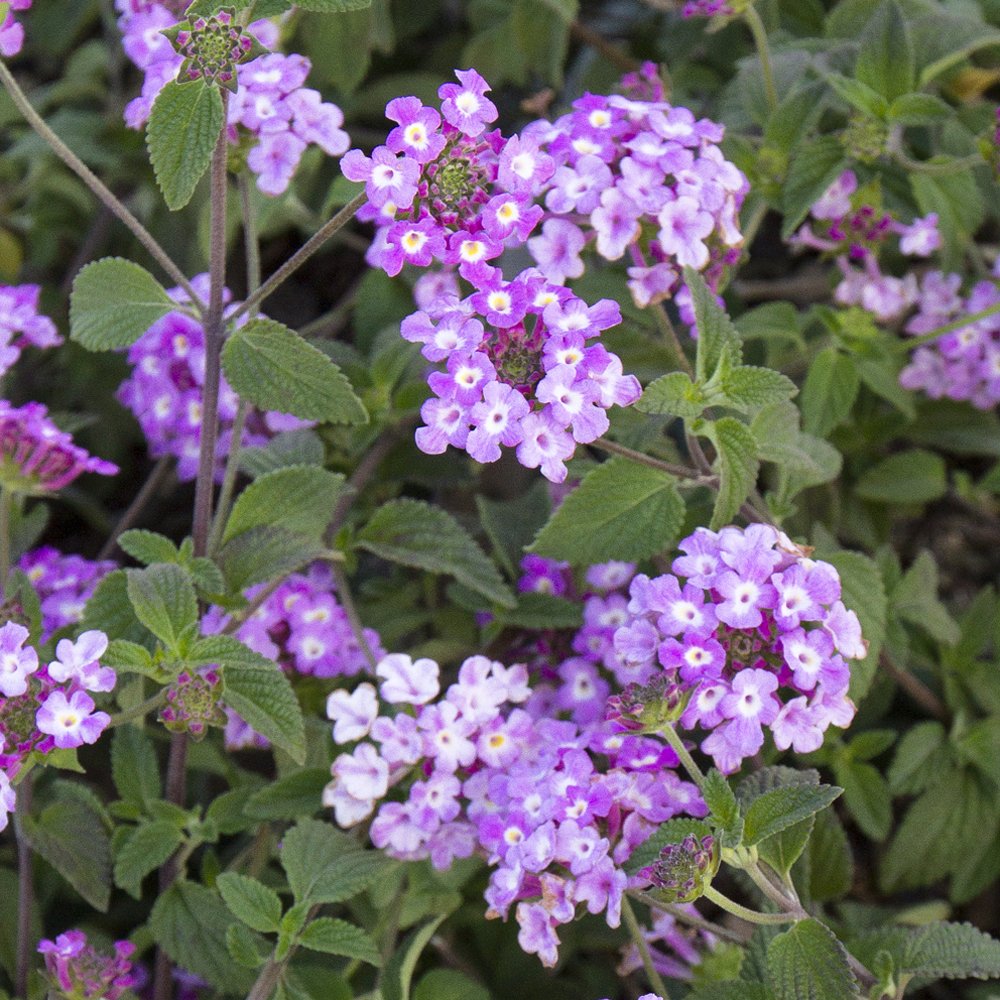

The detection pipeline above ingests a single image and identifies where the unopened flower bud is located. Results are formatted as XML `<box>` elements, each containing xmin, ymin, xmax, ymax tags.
<box><xmin>640</xmin><ymin>833</ymin><xmax>717</xmax><ymax>903</ymax></box>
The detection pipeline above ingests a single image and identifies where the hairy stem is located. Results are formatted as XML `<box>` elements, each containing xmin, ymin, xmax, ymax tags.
<box><xmin>207</xmin><ymin>399</ymin><xmax>248</xmax><ymax>558</ymax></box>
<box><xmin>702</xmin><ymin>885</ymin><xmax>795</xmax><ymax>925</ymax></box>
<box><xmin>231</xmin><ymin>190</ymin><xmax>367</xmax><ymax>323</ymax></box>
<box><xmin>0</xmin><ymin>61</ymin><xmax>202</xmax><ymax>308</ymax></box>
<box><xmin>743</xmin><ymin>5</ymin><xmax>778</xmax><ymax>113</ymax></box>
<box><xmin>108</xmin><ymin>690</ymin><xmax>169</xmax><ymax>728</ymax></box>
<box><xmin>650</xmin><ymin>302</ymin><xmax>694</xmax><ymax>378</ymax></box>
<box><xmin>659</xmin><ymin>723</ymin><xmax>706</xmax><ymax>790</ymax></box>
<box><xmin>622</xmin><ymin>896</ymin><xmax>671</xmax><ymax>999</ymax></box>
<box><xmin>14</xmin><ymin>774</ymin><xmax>33</xmax><ymax>999</ymax></box>
<box><xmin>591</xmin><ymin>438</ymin><xmax>715</xmax><ymax>483</ymax></box>
<box><xmin>631</xmin><ymin>891</ymin><xmax>747</xmax><ymax>944</ymax></box>
<box><xmin>331</xmin><ymin>563</ymin><xmax>378</xmax><ymax>670</ymax></box>
<box><xmin>893</xmin><ymin>298</ymin><xmax>1000</xmax><ymax>352</ymax></box>
<box><xmin>99</xmin><ymin>456</ymin><xmax>173</xmax><ymax>560</ymax></box>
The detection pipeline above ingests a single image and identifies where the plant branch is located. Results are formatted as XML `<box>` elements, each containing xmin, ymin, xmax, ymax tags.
<box><xmin>231</xmin><ymin>190</ymin><xmax>367</xmax><ymax>323</ymax></box>
<box><xmin>331</xmin><ymin>562</ymin><xmax>378</xmax><ymax>670</ymax></box>
<box><xmin>622</xmin><ymin>895</ymin><xmax>671</xmax><ymax>999</ymax></box>
<box><xmin>0</xmin><ymin>487</ymin><xmax>12</xmax><ymax>600</ymax></box>
<box><xmin>0</xmin><ymin>61</ymin><xmax>203</xmax><ymax>309</ymax></box>
<box><xmin>108</xmin><ymin>689</ymin><xmax>169</xmax><ymax>728</ymax></box>
<box><xmin>14</xmin><ymin>774</ymin><xmax>33</xmax><ymax>999</ymax></box>
<box><xmin>630</xmin><ymin>890</ymin><xmax>747</xmax><ymax>943</ymax></box>
<box><xmin>591</xmin><ymin>438</ymin><xmax>715</xmax><ymax>484</ymax></box>
<box><xmin>743</xmin><ymin>5</ymin><xmax>778</xmax><ymax>113</ymax></box>
<box><xmin>650</xmin><ymin>302</ymin><xmax>694</xmax><ymax>378</ymax></box>
<box><xmin>569</xmin><ymin>20</ymin><xmax>641</xmax><ymax>74</ymax></box>
<box><xmin>99</xmin><ymin>456</ymin><xmax>173</xmax><ymax>560</ymax></box>
<box><xmin>659</xmin><ymin>723</ymin><xmax>706</xmax><ymax>789</ymax></box>
<box><xmin>893</xmin><ymin>299</ymin><xmax>1000</xmax><ymax>352</ymax></box>
<box><xmin>702</xmin><ymin>885</ymin><xmax>796</xmax><ymax>925</ymax></box>
<box><xmin>880</xmin><ymin>650</ymin><xmax>950</xmax><ymax>723</ymax></box>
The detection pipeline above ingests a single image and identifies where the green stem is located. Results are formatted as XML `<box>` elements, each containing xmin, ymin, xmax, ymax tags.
<box><xmin>331</xmin><ymin>563</ymin><xmax>378</xmax><ymax>670</ymax></box>
<box><xmin>0</xmin><ymin>487</ymin><xmax>12</xmax><ymax>600</ymax></box>
<box><xmin>207</xmin><ymin>399</ymin><xmax>248</xmax><ymax>558</ymax></box>
<box><xmin>743</xmin><ymin>5</ymin><xmax>778</xmax><ymax>114</ymax></box>
<box><xmin>14</xmin><ymin>774</ymin><xmax>33</xmax><ymax>999</ymax></box>
<box><xmin>702</xmin><ymin>885</ymin><xmax>797</xmax><ymax>925</ymax></box>
<box><xmin>893</xmin><ymin>298</ymin><xmax>1000</xmax><ymax>352</ymax></box>
<box><xmin>659</xmin><ymin>723</ymin><xmax>706</xmax><ymax>790</ymax></box>
<box><xmin>622</xmin><ymin>896</ymin><xmax>671</xmax><ymax>999</ymax></box>
<box><xmin>893</xmin><ymin>149</ymin><xmax>984</xmax><ymax>177</ymax></box>
<box><xmin>231</xmin><ymin>190</ymin><xmax>367</xmax><ymax>323</ymax></box>
<box><xmin>108</xmin><ymin>690</ymin><xmax>169</xmax><ymax>728</ymax></box>
<box><xmin>0</xmin><ymin>60</ymin><xmax>203</xmax><ymax>309</ymax></box>
<box><xmin>591</xmin><ymin>438</ymin><xmax>714</xmax><ymax>483</ymax></box>
<box><xmin>631</xmin><ymin>890</ymin><xmax>746</xmax><ymax>944</ymax></box>
<box><xmin>650</xmin><ymin>301</ymin><xmax>694</xmax><ymax>378</ymax></box>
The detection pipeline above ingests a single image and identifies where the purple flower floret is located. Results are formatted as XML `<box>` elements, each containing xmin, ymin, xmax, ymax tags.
<box><xmin>611</xmin><ymin>525</ymin><xmax>866</xmax><ymax>773</ymax></box>
<box><xmin>0</xmin><ymin>1</ymin><xmax>31</xmax><ymax>58</ymax></box>
<box><xmin>38</xmin><ymin>930</ymin><xmax>136</xmax><ymax>1000</ymax></box>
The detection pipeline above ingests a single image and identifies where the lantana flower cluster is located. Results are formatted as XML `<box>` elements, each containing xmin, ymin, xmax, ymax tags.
<box><xmin>0</xmin><ymin>0</ymin><xmax>31</xmax><ymax>58</ymax></box>
<box><xmin>202</xmin><ymin>563</ymin><xmax>386</xmax><ymax>749</ymax></box>
<box><xmin>117</xmin><ymin>275</ymin><xmax>311</xmax><ymax>481</ymax></box>
<box><xmin>0</xmin><ymin>400</ymin><xmax>118</xmax><ymax>495</ymax></box>
<box><xmin>116</xmin><ymin>2</ymin><xmax>350</xmax><ymax>195</ymax></box>
<box><xmin>38</xmin><ymin>930</ymin><xmax>136</xmax><ymax>1000</ymax></box>
<box><xmin>0</xmin><ymin>283</ymin><xmax>61</xmax><ymax>377</ymax></box>
<box><xmin>0</xmin><ymin>625</ymin><xmax>115</xmax><ymax>831</ymax></box>
<box><xmin>324</xmin><ymin>651</ymin><xmax>705</xmax><ymax>967</ymax></box>
<box><xmin>19</xmin><ymin>547</ymin><xmax>117</xmax><ymax>641</ymax></box>
<box><xmin>792</xmin><ymin>169</ymin><xmax>941</xmax><ymax>322</ymax></box>
<box><xmin>611</xmin><ymin>524</ymin><xmax>865</xmax><ymax>773</ymax></box>
<box><xmin>899</xmin><ymin>263</ymin><xmax>1000</xmax><ymax>410</ymax></box>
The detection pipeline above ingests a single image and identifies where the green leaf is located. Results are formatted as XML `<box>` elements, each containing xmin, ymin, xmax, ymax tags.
<box><xmin>892</xmin><ymin>550</ymin><xmax>960</xmax><ymax>645</ymax></box>
<box><xmin>239</xmin><ymin>429</ymin><xmax>326</xmax><ymax>478</ymax></box>
<box><xmin>624</xmin><ymin>818</ymin><xmax>714</xmax><ymax>876</ymax></box>
<box><xmin>146</xmin><ymin>80</ymin><xmax>224</xmax><ymax>210</ymax></box>
<box><xmin>767</xmin><ymin>919</ymin><xmax>860</xmax><ymax>999</ymax></box>
<box><xmin>296</xmin><ymin>0</ymin><xmax>372</xmax><ymax>9</ymax></box>
<box><xmin>224</xmin><ymin>466</ymin><xmax>346</xmax><ymax>543</ymax></box>
<box><xmin>219</xmin><ymin>525</ymin><xmax>329</xmax><ymax>592</ymax></box>
<box><xmin>111</xmin><ymin>725</ymin><xmax>161</xmax><ymax>809</ymax></box>
<box><xmin>281</xmin><ymin>819</ymin><xmax>386</xmax><ymax>904</ymax></box>
<box><xmin>150</xmin><ymin>880</ymin><xmax>254</xmax><ymax>992</ymax></box>
<box><xmin>901</xmin><ymin>921</ymin><xmax>1000</xmax><ymax>980</ymax></box>
<box><xmin>381</xmin><ymin>915</ymin><xmax>449</xmax><ymax>1000</ymax></box>
<box><xmin>855</xmin><ymin>1</ymin><xmax>914</xmax><ymax>101</ymax></box>
<box><xmin>529</xmin><ymin>457</ymin><xmax>684</xmax><ymax>565</ymax></box>
<box><xmin>888</xmin><ymin>721</ymin><xmax>947</xmax><ymax>795</ymax></box>
<box><xmin>800</xmin><ymin>348</ymin><xmax>859</xmax><ymax>437</ymax></box>
<box><xmin>835</xmin><ymin>759</ymin><xmax>892</xmax><ymax>841</ymax></box>
<box><xmin>888</xmin><ymin>92</ymin><xmax>952</xmax><ymax>124</ymax></box>
<box><xmin>636</xmin><ymin>371</ymin><xmax>709</xmax><ymax>419</ymax></box>
<box><xmin>743</xmin><ymin>785</ymin><xmax>842</xmax><ymax>846</ymax></box>
<box><xmin>705</xmin><ymin>417</ymin><xmax>759</xmax><ymax>530</ymax></box>
<box><xmin>222</xmin><ymin>319</ymin><xmax>368</xmax><ymax>424</ymax></box>
<box><xmin>114</xmin><ymin>820</ymin><xmax>182</xmax><ymax>898</ymax></box>
<box><xmin>825</xmin><ymin>73</ymin><xmax>888</xmax><ymax>118</ymax></box>
<box><xmin>118</xmin><ymin>529</ymin><xmax>179</xmax><ymax>565</ymax></box>
<box><xmin>717</xmin><ymin>366</ymin><xmax>797</xmax><ymax>413</ymax></box>
<box><xmin>69</xmin><ymin>257</ymin><xmax>175</xmax><ymax>351</ymax></box>
<box><xmin>23</xmin><ymin>797</ymin><xmax>112</xmax><ymax>911</ymax></box>
<box><xmin>126</xmin><ymin>563</ymin><xmax>198</xmax><ymax>651</ymax></box>
<box><xmin>298</xmin><ymin>918</ymin><xmax>381</xmax><ymax>965</ymax></box>
<box><xmin>804</xmin><ymin>808</ymin><xmax>853</xmax><ymax>902</ymax></box>
<box><xmin>358</xmin><ymin>499</ymin><xmax>516</xmax><ymax>608</ymax></box>
<box><xmin>83</xmin><ymin>570</ymin><xmax>150</xmax><ymax>645</ymax></box>
<box><xmin>413</xmin><ymin>970</ymin><xmax>490</xmax><ymax>1000</ymax></box>
<box><xmin>493</xmin><ymin>592</ymin><xmax>582</xmax><ymax>631</ymax></box>
<box><xmin>702</xmin><ymin>769</ymin><xmax>741</xmax><ymax>838</ymax></box>
<box><xmin>688</xmin><ymin>267</ymin><xmax>742</xmax><ymax>382</ymax></box>
<box><xmin>195</xmin><ymin>635</ymin><xmax>306</xmax><ymax>762</ymax></box>
<box><xmin>244</xmin><ymin>768</ymin><xmax>329</xmax><ymax>819</ymax></box>
<box><xmin>216</xmin><ymin>873</ymin><xmax>282</xmax><ymax>933</ymax></box>
<box><xmin>225</xmin><ymin>923</ymin><xmax>269</xmax><ymax>969</ymax></box>
<box><xmin>475</xmin><ymin>481</ymin><xmax>549</xmax><ymax>576</ymax></box>
<box><xmin>751</xmin><ymin>403</ymin><xmax>841</xmax><ymax>489</ymax></box>
<box><xmin>855</xmin><ymin>449</ymin><xmax>947</xmax><ymax>504</ymax></box>
<box><xmin>781</xmin><ymin>136</ymin><xmax>849</xmax><ymax>238</ymax></box>
<box><xmin>911</xmin><ymin>171</ymin><xmax>985</xmax><ymax>272</ymax></box>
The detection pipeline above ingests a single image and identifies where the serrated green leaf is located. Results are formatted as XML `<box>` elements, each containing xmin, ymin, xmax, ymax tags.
<box><xmin>126</xmin><ymin>563</ymin><xmax>198</xmax><ymax>651</ymax></box>
<box><xmin>855</xmin><ymin>0</ymin><xmax>914</xmax><ymax>101</ymax></box>
<box><xmin>298</xmin><ymin>918</ymin><xmax>381</xmax><ymax>965</ymax></box>
<box><xmin>222</xmin><ymin>319</ymin><xmax>368</xmax><ymax>424</ymax></box>
<box><xmin>888</xmin><ymin>721</ymin><xmax>948</xmax><ymax>795</ymax></box>
<box><xmin>147</xmin><ymin>80</ymin><xmax>224</xmax><ymax>210</ymax></box>
<box><xmin>494</xmin><ymin>591</ymin><xmax>582</xmax><ymax>631</ymax></box>
<box><xmin>217</xmin><ymin>873</ymin><xmax>282</xmax><ymax>933</ymax></box>
<box><xmin>118</xmin><ymin>529</ymin><xmax>179</xmax><ymax>565</ymax></box>
<box><xmin>835</xmin><ymin>759</ymin><xmax>891</xmax><ymax>841</ymax></box>
<box><xmin>888</xmin><ymin>92</ymin><xmax>952</xmax><ymax>124</ymax></box>
<box><xmin>381</xmin><ymin>915</ymin><xmax>449</xmax><ymax>1000</ymax></box>
<box><xmin>224</xmin><ymin>465</ymin><xmax>345</xmax><ymax>543</ymax></box>
<box><xmin>69</xmin><ymin>257</ymin><xmax>175</xmax><ymax>351</ymax></box>
<box><xmin>892</xmin><ymin>550</ymin><xmax>960</xmax><ymax>645</ymax></box>
<box><xmin>856</xmin><ymin>450</ymin><xmax>947</xmax><ymax>505</ymax></box>
<box><xmin>705</xmin><ymin>417</ymin><xmax>759</xmax><ymax>530</ymax></box>
<box><xmin>744</xmin><ymin>785</ymin><xmax>842</xmax><ymax>846</ymax></box>
<box><xmin>751</xmin><ymin>402</ymin><xmax>841</xmax><ymax>488</ymax></box>
<box><xmin>530</xmin><ymin>457</ymin><xmax>684</xmax><ymax>565</ymax></box>
<box><xmin>239</xmin><ymin>429</ymin><xmax>326</xmax><ymax>479</ymax></box>
<box><xmin>781</xmin><ymin>137</ymin><xmax>849</xmax><ymax>238</ymax></box>
<box><xmin>687</xmin><ymin>267</ymin><xmax>742</xmax><ymax>382</ymax></box>
<box><xmin>624</xmin><ymin>818</ymin><xmax>714</xmax><ymax>876</ymax></box>
<box><xmin>824</xmin><ymin>73</ymin><xmax>888</xmax><ymax>118</ymax></box>
<box><xmin>636</xmin><ymin>371</ymin><xmax>708</xmax><ymax>419</ymax></box>
<box><xmin>801</xmin><ymin>348</ymin><xmax>859</xmax><ymax>437</ymax></box>
<box><xmin>281</xmin><ymin>818</ymin><xmax>386</xmax><ymax>904</ymax></box>
<box><xmin>296</xmin><ymin>0</ymin><xmax>371</xmax><ymax>8</ymax></box>
<box><xmin>104</xmin><ymin>639</ymin><xmax>160</xmax><ymax>678</ymax></box>
<box><xmin>23</xmin><ymin>797</ymin><xmax>112</xmax><ymax>911</ymax></box>
<box><xmin>244</xmin><ymin>768</ymin><xmax>329</xmax><ymax>820</ymax></box>
<box><xmin>114</xmin><ymin>820</ymin><xmax>182</xmax><ymax>898</ymax></box>
<box><xmin>111</xmin><ymin>726</ymin><xmax>161</xmax><ymax>808</ymax></box>
<box><xmin>83</xmin><ymin>569</ymin><xmax>150</xmax><ymax>645</ymax></box>
<box><xmin>717</xmin><ymin>366</ymin><xmax>797</xmax><ymax>413</ymax></box>
<box><xmin>358</xmin><ymin>499</ymin><xmax>515</xmax><ymax>608</ymax></box>
<box><xmin>225</xmin><ymin>923</ymin><xmax>269</xmax><ymax>969</ymax></box>
<box><xmin>413</xmin><ymin>970</ymin><xmax>491</xmax><ymax>1000</ymax></box>
<box><xmin>767</xmin><ymin>919</ymin><xmax>860</xmax><ymax>999</ymax></box>
<box><xmin>702</xmin><ymin>769</ymin><xmax>741</xmax><ymax>836</ymax></box>
<box><xmin>901</xmin><ymin>921</ymin><xmax>1000</xmax><ymax>980</ymax></box>
<box><xmin>804</xmin><ymin>808</ymin><xmax>852</xmax><ymax>902</ymax></box>
<box><xmin>475</xmin><ymin>480</ymin><xmax>550</xmax><ymax>577</ymax></box>
<box><xmin>218</xmin><ymin>525</ymin><xmax>329</xmax><ymax>592</ymax></box>
<box><xmin>150</xmin><ymin>880</ymin><xmax>254</xmax><ymax>991</ymax></box>
<box><xmin>196</xmin><ymin>635</ymin><xmax>305</xmax><ymax>762</ymax></box>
